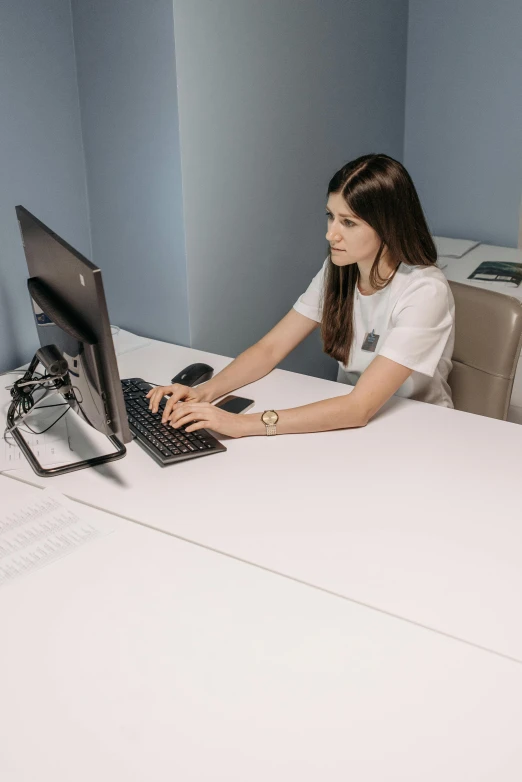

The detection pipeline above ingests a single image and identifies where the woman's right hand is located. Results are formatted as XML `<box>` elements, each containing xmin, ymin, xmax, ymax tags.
<box><xmin>146</xmin><ymin>383</ymin><xmax>213</xmax><ymax>423</ymax></box>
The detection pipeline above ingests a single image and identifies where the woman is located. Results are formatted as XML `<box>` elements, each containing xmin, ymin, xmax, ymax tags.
<box><xmin>147</xmin><ymin>154</ymin><xmax>455</xmax><ymax>437</ymax></box>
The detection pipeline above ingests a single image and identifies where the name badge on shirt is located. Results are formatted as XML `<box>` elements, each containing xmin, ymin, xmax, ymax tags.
<box><xmin>361</xmin><ymin>329</ymin><xmax>380</xmax><ymax>352</ymax></box>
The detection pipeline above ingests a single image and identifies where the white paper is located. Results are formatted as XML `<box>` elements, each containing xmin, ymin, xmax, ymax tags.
<box><xmin>433</xmin><ymin>236</ymin><xmax>480</xmax><ymax>259</ymax></box>
<box><xmin>1</xmin><ymin>407</ymin><xmax>75</xmax><ymax>472</ymax></box>
<box><xmin>0</xmin><ymin>490</ymin><xmax>112</xmax><ymax>588</ymax></box>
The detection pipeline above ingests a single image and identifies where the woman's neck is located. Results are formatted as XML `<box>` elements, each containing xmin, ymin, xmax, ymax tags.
<box><xmin>357</xmin><ymin>255</ymin><xmax>397</xmax><ymax>295</ymax></box>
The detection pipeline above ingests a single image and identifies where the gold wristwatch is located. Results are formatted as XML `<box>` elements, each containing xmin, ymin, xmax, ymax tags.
<box><xmin>261</xmin><ymin>410</ymin><xmax>279</xmax><ymax>436</ymax></box>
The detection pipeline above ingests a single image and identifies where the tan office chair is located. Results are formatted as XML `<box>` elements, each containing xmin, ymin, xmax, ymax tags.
<box><xmin>448</xmin><ymin>281</ymin><xmax>522</xmax><ymax>419</ymax></box>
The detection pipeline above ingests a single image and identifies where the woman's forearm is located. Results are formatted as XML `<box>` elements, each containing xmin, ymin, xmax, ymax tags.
<box><xmin>240</xmin><ymin>394</ymin><xmax>369</xmax><ymax>436</ymax></box>
<box><xmin>199</xmin><ymin>342</ymin><xmax>278</xmax><ymax>402</ymax></box>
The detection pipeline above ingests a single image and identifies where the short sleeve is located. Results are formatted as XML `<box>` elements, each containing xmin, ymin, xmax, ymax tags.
<box><xmin>292</xmin><ymin>258</ymin><xmax>328</xmax><ymax>322</ymax></box>
<box><xmin>379</xmin><ymin>274</ymin><xmax>454</xmax><ymax>377</ymax></box>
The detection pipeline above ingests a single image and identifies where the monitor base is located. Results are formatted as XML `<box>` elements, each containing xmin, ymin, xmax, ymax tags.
<box><xmin>5</xmin><ymin>350</ymin><xmax>127</xmax><ymax>477</ymax></box>
<box><xmin>6</xmin><ymin>418</ymin><xmax>126</xmax><ymax>477</ymax></box>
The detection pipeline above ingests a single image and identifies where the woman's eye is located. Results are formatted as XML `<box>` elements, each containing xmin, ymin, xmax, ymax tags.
<box><xmin>325</xmin><ymin>212</ymin><xmax>354</xmax><ymax>227</ymax></box>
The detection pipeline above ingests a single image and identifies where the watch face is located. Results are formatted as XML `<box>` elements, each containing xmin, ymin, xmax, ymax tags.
<box><xmin>262</xmin><ymin>410</ymin><xmax>278</xmax><ymax>426</ymax></box>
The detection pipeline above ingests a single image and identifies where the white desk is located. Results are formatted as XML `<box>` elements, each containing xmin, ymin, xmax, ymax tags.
<box><xmin>3</xmin><ymin>338</ymin><xmax>522</xmax><ymax>663</ymax></box>
<box><xmin>1</xmin><ymin>477</ymin><xmax>521</xmax><ymax>781</ymax></box>
<box><xmin>442</xmin><ymin>243</ymin><xmax>522</xmax><ymax>302</ymax></box>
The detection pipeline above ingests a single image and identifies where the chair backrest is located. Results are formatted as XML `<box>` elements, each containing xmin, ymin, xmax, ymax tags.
<box><xmin>448</xmin><ymin>281</ymin><xmax>522</xmax><ymax>419</ymax></box>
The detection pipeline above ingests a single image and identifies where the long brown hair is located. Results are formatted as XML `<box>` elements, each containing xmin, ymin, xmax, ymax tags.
<box><xmin>321</xmin><ymin>154</ymin><xmax>437</xmax><ymax>366</ymax></box>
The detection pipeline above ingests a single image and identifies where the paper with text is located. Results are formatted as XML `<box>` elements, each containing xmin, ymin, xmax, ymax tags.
<box><xmin>1</xmin><ymin>413</ymin><xmax>74</xmax><ymax>472</ymax></box>
<box><xmin>0</xmin><ymin>492</ymin><xmax>112</xmax><ymax>588</ymax></box>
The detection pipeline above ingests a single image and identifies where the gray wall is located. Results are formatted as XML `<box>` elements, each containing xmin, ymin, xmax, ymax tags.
<box><xmin>71</xmin><ymin>0</ymin><xmax>190</xmax><ymax>346</ymax></box>
<box><xmin>404</xmin><ymin>0</ymin><xmax>522</xmax><ymax>247</ymax></box>
<box><xmin>173</xmin><ymin>0</ymin><xmax>409</xmax><ymax>379</ymax></box>
<box><xmin>0</xmin><ymin>0</ymin><xmax>91</xmax><ymax>372</ymax></box>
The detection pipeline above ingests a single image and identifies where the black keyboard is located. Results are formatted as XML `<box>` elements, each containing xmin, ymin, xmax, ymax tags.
<box><xmin>121</xmin><ymin>378</ymin><xmax>227</xmax><ymax>466</ymax></box>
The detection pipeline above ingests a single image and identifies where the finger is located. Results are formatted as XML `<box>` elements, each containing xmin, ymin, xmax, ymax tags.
<box><xmin>170</xmin><ymin>412</ymin><xmax>204</xmax><ymax>429</ymax></box>
<box><xmin>162</xmin><ymin>399</ymin><xmax>180</xmax><ymax>422</ymax></box>
<box><xmin>146</xmin><ymin>387</ymin><xmax>164</xmax><ymax>399</ymax></box>
<box><xmin>168</xmin><ymin>403</ymin><xmax>212</xmax><ymax>425</ymax></box>
<box><xmin>171</xmin><ymin>402</ymin><xmax>210</xmax><ymax>414</ymax></box>
<box><xmin>152</xmin><ymin>395</ymin><xmax>170</xmax><ymax>414</ymax></box>
<box><xmin>168</xmin><ymin>408</ymin><xmax>193</xmax><ymax>427</ymax></box>
<box><xmin>162</xmin><ymin>396</ymin><xmax>189</xmax><ymax>423</ymax></box>
<box><xmin>184</xmin><ymin>421</ymin><xmax>209</xmax><ymax>433</ymax></box>
<box><xmin>148</xmin><ymin>391</ymin><xmax>163</xmax><ymax>413</ymax></box>
<box><xmin>169</xmin><ymin>386</ymin><xmax>191</xmax><ymax>406</ymax></box>
<box><xmin>148</xmin><ymin>387</ymin><xmax>169</xmax><ymax>413</ymax></box>
<box><xmin>168</xmin><ymin>401</ymin><xmax>208</xmax><ymax>420</ymax></box>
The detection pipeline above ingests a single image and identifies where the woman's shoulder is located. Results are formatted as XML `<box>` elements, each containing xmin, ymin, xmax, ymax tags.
<box><xmin>395</xmin><ymin>262</ymin><xmax>452</xmax><ymax>294</ymax></box>
<box><xmin>392</xmin><ymin>262</ymin><xmax>454</xmax><ymax>314</ymax></box>
<box><xmin>397</xmin><ymin>261</ymin><xmax>448</xmax><ymax>281</ymax></box>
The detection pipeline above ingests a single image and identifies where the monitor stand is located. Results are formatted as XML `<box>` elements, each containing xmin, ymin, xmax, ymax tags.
<box><xmin>5</xmin><ymin>353</ymin><xmax>126</xmax><ymax>477</ymax></box>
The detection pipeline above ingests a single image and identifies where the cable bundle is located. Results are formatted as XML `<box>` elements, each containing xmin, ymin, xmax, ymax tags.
<box><xmin>4</xmin><ymin>352</ymin><xmax>71</xmax><ymax>442</ymax></box>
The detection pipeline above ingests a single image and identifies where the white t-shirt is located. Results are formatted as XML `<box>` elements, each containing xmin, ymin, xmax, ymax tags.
<box><xmin>293</xmin><ymin>259</ymin><xmax>455</xmax><ymax>408</ymax></box>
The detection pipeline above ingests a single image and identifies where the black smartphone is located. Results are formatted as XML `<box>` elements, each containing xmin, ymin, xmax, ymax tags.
<box><xmin>215</xmin><ymin>395</ymin><xmax>255</xmax><ymax>414</ymax></box>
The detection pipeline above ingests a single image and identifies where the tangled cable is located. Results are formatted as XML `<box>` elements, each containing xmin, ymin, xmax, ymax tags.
<box><xmin>4</xmin><ymin>363</ymin><xmax>71</xmax><ymax>446</ymax></box>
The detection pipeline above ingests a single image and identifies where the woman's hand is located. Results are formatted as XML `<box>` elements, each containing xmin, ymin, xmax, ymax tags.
<box><xmin>164</xmin><ymin>401</ymin><xmax>252</xmax><ymax>438</ymax></box>
<box><xmin>146</xmin><ymin>382</ymin><xmax>211</xmax><ymax>416</ymax></box>
<box><xmin>146</xmin><ymin>383</ymin><xmax>261</xmax><ymax>437</ymax></box>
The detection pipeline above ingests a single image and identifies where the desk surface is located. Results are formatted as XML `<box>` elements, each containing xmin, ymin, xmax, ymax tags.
<box><xmin>3</xmin><ymin>337</ymin><xmax>522</xmax><ymax>662</ymax></box>
<box><xmin>442</xmin><ymin>243</ymin><xmax>522</xmax><ymax>301</ymax></box>
<box><xmin>1</xmin><ymin>476</ymin><xmax>521</xmax><ymax>781</ymax></box>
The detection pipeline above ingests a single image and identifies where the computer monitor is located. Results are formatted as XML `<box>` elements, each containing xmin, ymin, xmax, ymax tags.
<box><xmin>15</xmin><ymin>206</ymin><xmax>132</xmax><ymax>460</ymax></box>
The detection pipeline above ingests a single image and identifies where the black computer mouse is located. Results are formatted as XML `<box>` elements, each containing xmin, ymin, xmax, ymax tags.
<box><xmin>171</xmin><ymin>362</ymin><xmax>214</xmax><ymax>387</ymax></box>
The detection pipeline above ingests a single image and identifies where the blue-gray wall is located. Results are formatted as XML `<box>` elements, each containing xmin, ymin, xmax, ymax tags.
<box><xmin>0</xmin><ymin>0</ymin><xmax>91</xmax><ymax>372</ymax></box>
<box><xmin>173</xmin><ymin>0</ymin><xmax>409</xmax><ymax>379</ymax></box>
<box><xmin>3</xmin><ymin>1</ymin><xmax>519</xmax><ymax>379</ymax></box>
<box><xmin>71</xmin><ymin>0</ymin><xmax>190</xmax><ymax>346</ymax></box>
<box><xmin>1</xmin><ymin>0</ymin><xmax>409</xmax><ymax>379</ymax></box>
<box><xmin>404</xmin><ymin>0</ymin><xmax>522</xmax><ymax>247</ymax></box>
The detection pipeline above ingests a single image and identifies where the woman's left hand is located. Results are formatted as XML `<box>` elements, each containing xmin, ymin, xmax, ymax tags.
<box><xmin>165</xmin><ymin>401</ymin><xmax>254</xmax><ymax>438</ymax></box>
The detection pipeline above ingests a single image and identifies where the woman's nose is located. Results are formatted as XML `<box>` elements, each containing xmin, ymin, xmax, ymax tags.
<box><xmin>326</xmin><ymin>227</ymin><xmax>341</xmax><ymax>242</ymax></box>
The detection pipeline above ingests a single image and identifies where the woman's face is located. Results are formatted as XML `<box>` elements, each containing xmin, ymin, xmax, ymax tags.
<box><xmin>325</xmin><ymin>191</ymin><xmax>383</xmax><ymax>267</ymax></box>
